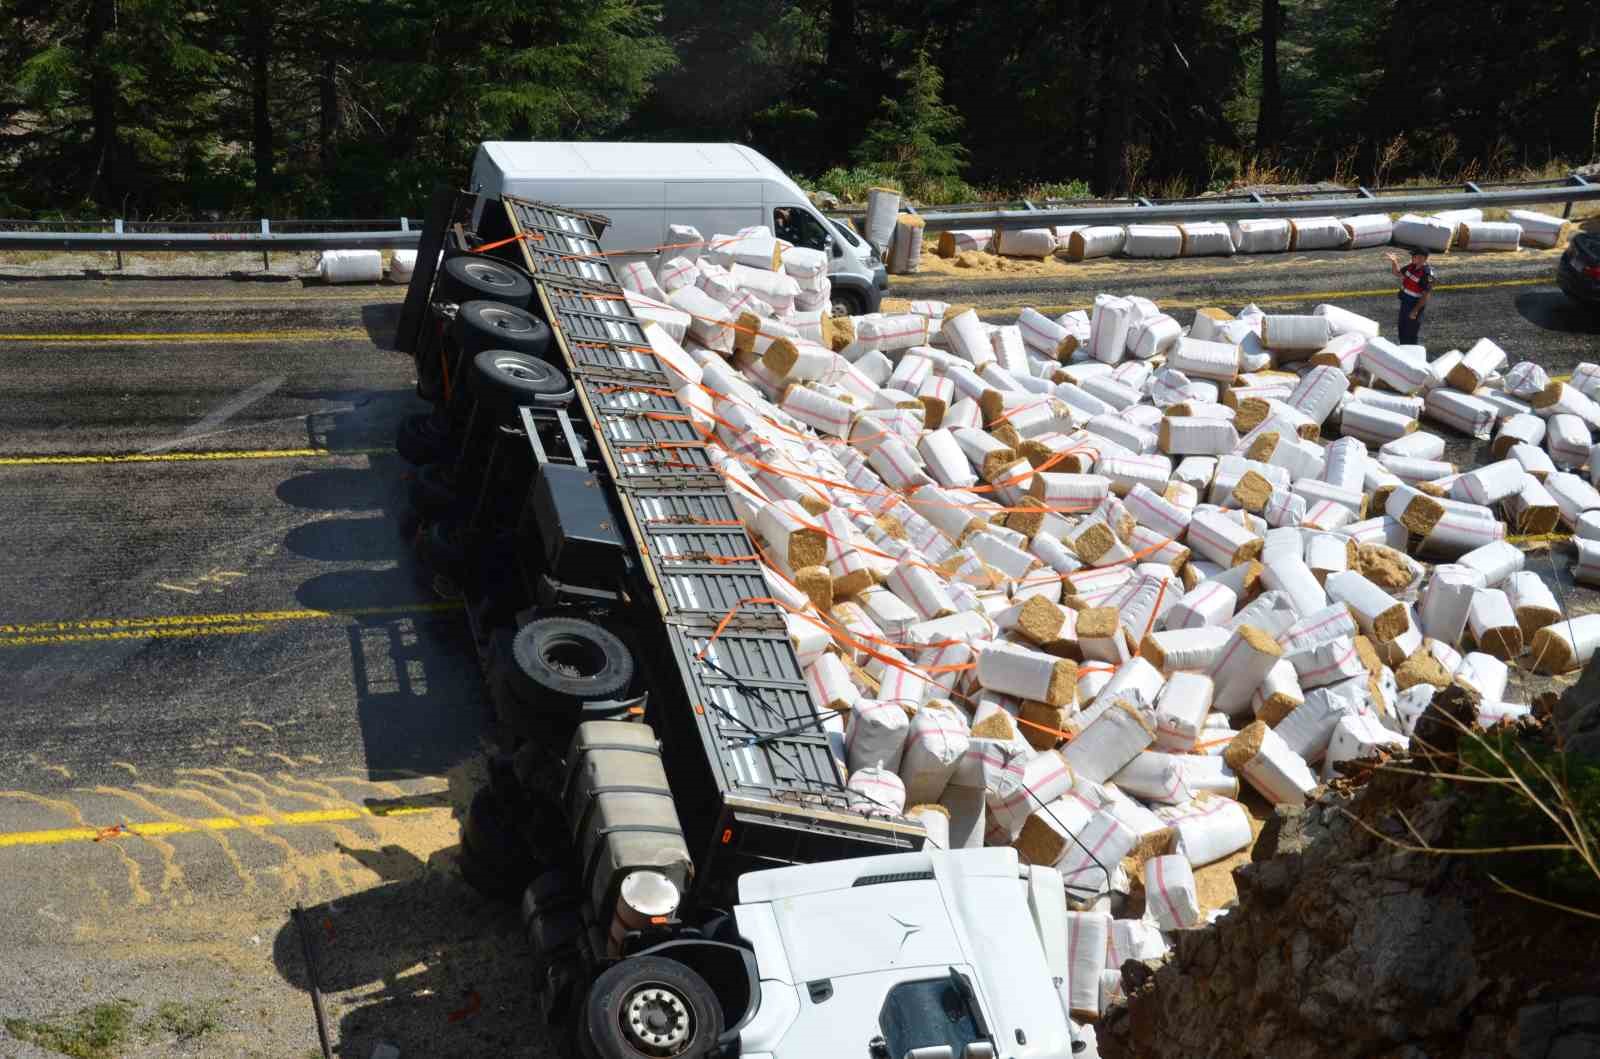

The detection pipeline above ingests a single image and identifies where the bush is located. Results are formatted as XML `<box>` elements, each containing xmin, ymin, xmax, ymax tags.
<box><xmin>1024</xmin><ymin>180</ymin><xmax>1092</xmax><ymax>202</ymax></box>
<box><xmin>1450</xmin><ymin>731</ymin><xmax>1600</xmax><ymax>911</ymax></box>
<box><xmin>798</xmin><ymin>165</ymin><xmax>897</xmax><ymax>204</ymax></box>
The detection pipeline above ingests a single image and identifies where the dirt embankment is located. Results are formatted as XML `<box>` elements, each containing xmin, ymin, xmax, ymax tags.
<box><xmin>1099</xmin><ymin>686</ymin><xmax>1600</xmax><ymax>1059</ymax></box>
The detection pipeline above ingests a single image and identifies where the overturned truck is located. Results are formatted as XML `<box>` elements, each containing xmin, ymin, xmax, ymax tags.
<box><xmin>392</xmin><ymin>192</ymin><xmax>1090</xmax><ymax>1057</ymax></box>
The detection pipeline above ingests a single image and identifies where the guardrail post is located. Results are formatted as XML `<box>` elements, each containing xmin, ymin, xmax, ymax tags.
<box><xmin>260</xmin><ymin>219</ymin><xmax>270</xmax><ymax>271</ymax></box>
<box><xmin>1565</xmin><ymin>174</ymin><xmax>1589</xmax><ymax>218</ymax></box>
<box><xmin>113</xmin><ymin>219</ymin><xmax>123</xmax><ymax>270</ymax></box>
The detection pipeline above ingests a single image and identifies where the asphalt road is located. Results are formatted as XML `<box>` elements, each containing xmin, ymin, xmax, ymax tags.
<box><xmin>0</xmin><ymin>245</ymin><xmax>1593</xmax><ymax>1056</ymax></box>
<box><xmin>0</xmin><ymin>277</ymin><xmax>546</xmax><ymax>1058</ymax></box>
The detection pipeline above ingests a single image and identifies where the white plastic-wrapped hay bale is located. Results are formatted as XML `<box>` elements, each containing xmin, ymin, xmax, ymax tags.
<box><xmin>1507</xmin><ymin>209</ymin><xmax>1567</xmax><ymax>249</ymax></box>
<box><xmin>1456</xmin><ymin>220</ymin><xmax>1523</xmax><ymax>252</ymax></box>
<box><xmin>1179</xmin><ymin>222</ymin><xmax>1235</xmax><ymax>257</ymax></box>
<box><xmin>863</xmin><ymin>187</ymin><xmax>901</xmax><ymax>255</ymax></box>
<box><xmin>1313</xmin><ymin>303</ymin><xmax>1379</xmax><ymax>339</ymax></box>
<box><xmin>1123</xmin><ymin>224</ymin><xmax>1183</xmax><ymax>258</ymax></box>
<box><xmin>389</xmin><ymin>250</ymin><xmax>417</xmax><ymax>284</ymax></box>
<box><xmin>1434</xmin><ymin>208</ymin><xmax>1484</xmax><ymax>238</ymax></box>
<box><xmin>320</xmin><ymin>249</ymin><xmax>383</xmax><ymax>284</ymax></box>
<box><xmin>1289</xmin><ymin>216</ymin><xmax>1348</xmax><ymax>251</ymax></box>
<box><xmin>1392</xmin><ymin>213</ymin><xmax>1455</xmax><ymax>253</ymax></box>
<box><xmin>1342</xmin><ymin>213</ymin><xmax>1394</xmax><ymax>249</ymax></box>
<box><xmin>937</xmin><ymin>229</ymin><xmax>993</xmax><ymax>257</ymax></box>
<box><xmin>847</xmin><ymin>764</ymin><xmax>907</xmax><ymax>816</ymax></box>
<box><xmin>1230</xmin><ymin>219</ymin><xmax>1291</xmax><ymax>254</ymax></box>
<box><xmin>994</xmin><ymin>227</ymin><xmax>1057</xmax><ymax>259</ymax></box>
<box><xmin>1145</xmin><ymin>855</ymin><xmax>1202</xmax><ymax>930</ymax></box>
<box><xmin>1066</xmin><ymin>226</ymin><xmax>1126</xmax><ymax>261</ymax></box>
<box><xmin>887</xmin><ymin>213</ymin><xmax>926</xmax><ymax>273</ymax></box>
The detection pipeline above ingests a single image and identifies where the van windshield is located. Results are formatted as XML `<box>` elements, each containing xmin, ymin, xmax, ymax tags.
<box><xmin>829</xmin><ymin>218</ymin><xmax>862</xmax><ymax>247</ymax></box>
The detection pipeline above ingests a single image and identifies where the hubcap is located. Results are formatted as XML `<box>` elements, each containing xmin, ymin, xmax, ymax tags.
<box><xmin>494</xmin><ymin>356</ymin><xmax>547</xmax><ymax>383</ymax></box>
<box><xmin>482</xmin><ymin>306</ymin><xmax>531</xmax><ymax>333</ymax></box>
<box><xmin>622</xmin><ymin>986</ymin><xmax>691</xmax><ymax>1054</ymax></box>
<box><xmin>465</xmin><ymin>262</ymin><xmax>513</xmax><ymax>287</ymax></box>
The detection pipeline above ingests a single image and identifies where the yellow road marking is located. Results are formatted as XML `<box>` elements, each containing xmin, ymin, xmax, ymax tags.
<box><xmin>975</xmin><ymin>276</ymin><xmax>1547</xmax><ymax>318</ymax></box>
<box><xmin>0</xmin><ymin>602</ymin><xmax>462</xmax><ymax>647</ymax></box>
<box><xmin>0</xmin><ymin>804</ymin><xmax>442</xmax><ymax>849</ymax></box>
<box><xmin>0</xmin><ymin>446</ymin><xmax>387</xmax><ymax>467</ymax></box>
<box><xmin>0</xmin><ymin>328</ymin><xmax>368</xmax><ymax>344</ymax></box>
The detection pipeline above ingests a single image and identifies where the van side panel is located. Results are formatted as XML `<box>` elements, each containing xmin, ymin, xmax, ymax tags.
<box><xmin>499</xmin><ymin>178</ymin><xmax>667</xmax><ymax>261</ymax></box>
<box><xmin>665</xmin><ymin>182</ymin><xmax>766</xmax><ymax>246</ymax></box>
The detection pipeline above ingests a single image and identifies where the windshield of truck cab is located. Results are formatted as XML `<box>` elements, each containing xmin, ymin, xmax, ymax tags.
<box><xmin>774</xmin><ymin>207</ymin><xmax>833</xmax><ymax>252</ymax></box>
<box><xmin>878</xmin><ymin>976</ymin><xmax>985</xmax><ymax>1057</ymax></box>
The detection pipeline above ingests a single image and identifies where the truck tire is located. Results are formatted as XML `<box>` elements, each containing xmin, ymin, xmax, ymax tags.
<box><xmin>410</xmin><ymin>462</ymin><xmax>463</xmax><ymax>516</ymax></box>
<box><xmin>471</xmin><ymin>350</ymin><xmax>575</xmax><ymax>416</ymax></box>
<box><xmin>421</xmin><ymin>519</ymin><xmax>468</xmax><ymax>581</ymax></box>
<box><xmin>435</xmin><ymin>254</ymin><xmax>533</xmax><ymax>309</ymax></box>
<box><xmin>510</xmin><ymin>617</ymin><xmax>635</xmax><ymax>710</ymax></box>
<box><xmin>459</xmin><ymin>787</ymin><xmax>540</xmax><ymax>901</ymax></box>
<box><xmin>454</xmin><ymin>300</ymin><xmax>552</xmax><ymax>359</ymax></box>
<box><xmin>581</xmin><ymin>956</ymin><xmax>724</xmax><ymax>1059</ymax></box>
<box><xmin>396</xmin><ymin>412</ymin><xmax>454</xmax><ymax>466</ymax></box>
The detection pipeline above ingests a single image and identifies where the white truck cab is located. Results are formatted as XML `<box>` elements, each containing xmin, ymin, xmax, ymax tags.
<box><xmin>732</xmin><ymin>848</ymin><xmax>1080</xmax><ymax>1059</ymax></box>
<box><xmin>467</xmin><ymin>141</ymin><xmax>888</xmax><ymax>315</ymax></box>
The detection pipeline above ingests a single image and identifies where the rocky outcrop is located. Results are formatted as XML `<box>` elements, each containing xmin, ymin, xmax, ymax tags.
<box><xmin>1101</xmin><ymin>692</ymin><xmax>1600</xmax><ymax>1059</ymax></box>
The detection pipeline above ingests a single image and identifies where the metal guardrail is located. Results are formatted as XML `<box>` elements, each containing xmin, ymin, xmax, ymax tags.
<box><xmin>0</xmin><ymin>172</ymin><xmax>1593</xmax><ymax>251</ymax></box>
<box><xmin>836</xmin><ymin>173</ymin><xmax>1599</xmax><ymax>233</ymax></box>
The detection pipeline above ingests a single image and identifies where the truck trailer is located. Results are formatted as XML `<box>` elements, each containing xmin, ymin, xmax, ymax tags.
<box><xmin>392</xmin><ymin>191</ymin><xmax>1076</xmax><ymax>1056</ymax></box>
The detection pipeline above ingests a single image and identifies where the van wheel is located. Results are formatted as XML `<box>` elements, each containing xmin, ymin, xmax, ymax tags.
<box><xmin>581</xmin><ymin>957</ymin><xmax>724</xmax><ymax>1059</ymax></box>
<box><xmin>830</xmin><ymin>291</ymin><xmax>865</xmax><ymax>317</ymax></box>
<box><xmin>435</xmin><ymin>255</ymin><xmax>533</xmax><ymax>309</ymax></box>
<box><xmin>471</xmin><ymin>350</ymin><xmax>575</xmax><ymax>416</ymax></box>
<box><xmin>455</xmin><ymin>300</ymin><xmax>552</xmax><ymax>358</ymax></box>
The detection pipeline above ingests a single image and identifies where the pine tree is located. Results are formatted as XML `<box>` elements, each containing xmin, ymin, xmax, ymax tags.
<box><xmin>852</xmin><ymin>50</ymin><xmax>968</xmax><ymax>200</ymax></box>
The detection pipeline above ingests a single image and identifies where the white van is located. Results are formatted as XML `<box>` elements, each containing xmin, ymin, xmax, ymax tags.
<box><xmin>468</xmin><ymin>141</ymin><xmax>887</xmax><ymax>315</ymax></box>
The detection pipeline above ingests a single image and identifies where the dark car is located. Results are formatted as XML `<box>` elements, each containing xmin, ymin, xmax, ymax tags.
<box><xmin>1557</xmin><ymin>230</ymin><xmax>1600</xmax><ymax>306</ymax></box>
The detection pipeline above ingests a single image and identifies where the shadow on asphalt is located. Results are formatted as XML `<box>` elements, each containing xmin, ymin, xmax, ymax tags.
<box><xmin>1514</xmin><ymin>289</ymin><xmax>1600</xmax><ymax>335</ymax></box>
<box><xmin>362</xmin><ymin>301</ymin><xmax>405</xmax><ymax>351</ymax></box>
<box><xmin>269</xmin><ymin>864</ymin><xmax>549</xmax><ymax>1058</ymax></box>
<box><xmin>278</xmin><ymin>390</ymin><xmax>491</xmax><ymax>783</ymax></box>
<box><xmin>269</xmin><ymin>757</ymin><xmax>553</xmax><ymax>1058</ymax></box>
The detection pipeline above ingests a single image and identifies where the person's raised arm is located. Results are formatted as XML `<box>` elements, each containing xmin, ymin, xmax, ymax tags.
<box><xmin>1383</xmin><ymin>251</ymin><xmax>1402</xmax><ymax>277</ymax></box>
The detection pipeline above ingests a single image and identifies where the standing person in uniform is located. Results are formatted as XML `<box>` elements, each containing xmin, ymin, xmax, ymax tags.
<box><xmin>1385</xmin><ymin>247</ymin><xmax>1436</xmax><ymax>345</ymax></box>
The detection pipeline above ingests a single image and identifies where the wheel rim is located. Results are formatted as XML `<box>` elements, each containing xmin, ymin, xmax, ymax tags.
<box><xmin>480</xmin><ymin>306</ymin><xmax>534</xmax><ymax>334</ymax></box>
<box><xmin>493</xmin><ymin>355</ymin><xmax>551</xmax><ymax>384</ymax></box>
<box><xmin>621</xmin><ymin>984</ymin><xmax>692</xmax><ymax>1055</ymax></box>
<box><xmin>542</xmin><ymin>634</ymin><xmax>606</xmax><ymax>680</ymax></box>
<box><xmin>463</xmin><ymin>261</ymin><xmax>517</xmax><ymax>288</ymax></box>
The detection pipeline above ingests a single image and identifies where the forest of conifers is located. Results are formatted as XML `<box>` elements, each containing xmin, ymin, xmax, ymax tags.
<box><xmin>2</xmin><ymin>0</ymin><xmax>1597</xmax><ymax>219</ymax></box>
